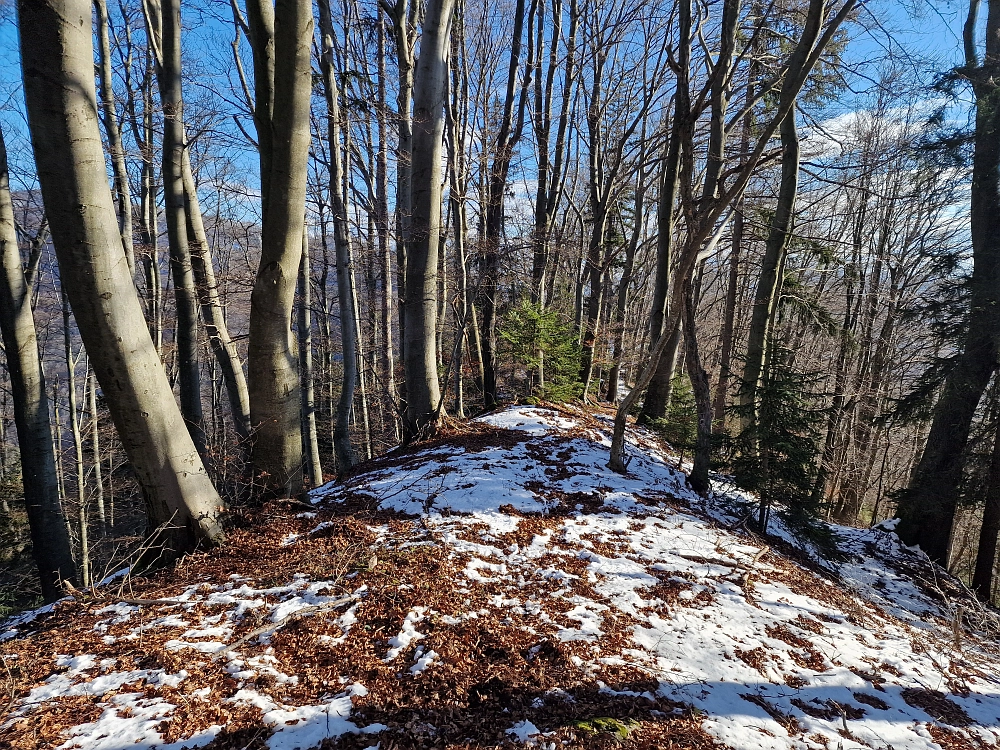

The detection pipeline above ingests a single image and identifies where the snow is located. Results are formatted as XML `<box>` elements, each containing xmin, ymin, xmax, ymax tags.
<box><xmin>8</xmin><ymin>405</ymin><xmax>1000</xmax><ymax>749</ymax></box>
<box><xmin>507</xmin><ymin>719</ymin><xmax>542</xmax><ymax>741</ymax></box>
<box><xmin>384</xmin><ymin>607</ymin><xmax>427</xmax><ymax>660</ymax></box>
<box><xmin>314</xmin><ymin>405</ymin><xmax>1000</xmax><ymax>748</ymax></box>
<box><xmin>262</xmin><ymin>689</ymin><xmax>387</xmax><ymax>750</ymax></box>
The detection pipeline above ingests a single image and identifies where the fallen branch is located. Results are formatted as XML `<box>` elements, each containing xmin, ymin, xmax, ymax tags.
<box><xmin>212</xmin><ymin>593</ymin><xmax>359</xmax><ymax>660</ymax></box>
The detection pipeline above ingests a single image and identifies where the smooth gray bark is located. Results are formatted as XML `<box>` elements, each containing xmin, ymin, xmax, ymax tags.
<box><xmin>403</xmin><ymin>0</ymin><xmax>454</xmax><ymax>438</ymax></box>
<box><xmin>0</xmin><ymin>125</ymin><xmax>75</xmax><ymax>601</ymax></box>
<box><xmin>246</xmin><ymin>0</ymin><xmax>312</xmax><ymax>496</ymax></box>
<box><xmin>95</xmin><ymin>0</ymin><xmax>135</xmax><ymax>277</ymax></box>
<box><xmin>318</xmin><ymin>0</ymin><xmax>359</xmax><ymax>471</ymax></box>
<box><xmin>148</xmin><ymin>0</ymin><xmax>207</xmax><ymax>459</ymax></box>
<box><xmin>182</xmin><ymin>150</ymin><xmax>252</xmax><ymax>444</ymax></box>
<box><xmin>19</xmin><ymin>0</ymin><xmax>223</xmax><ymax>554</ymax></box>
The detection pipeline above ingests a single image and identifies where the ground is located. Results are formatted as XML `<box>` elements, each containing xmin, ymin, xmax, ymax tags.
<box><xmin>2</xmin><ymin>404</ymin><xmax>1000</xmax><ymax>750</ymax></box>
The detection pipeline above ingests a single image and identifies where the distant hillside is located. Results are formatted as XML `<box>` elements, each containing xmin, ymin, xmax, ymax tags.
<box><xmin>2</xmin><ymin>405</ymin><xmax>999</xmax><ymax>750</ymax></box>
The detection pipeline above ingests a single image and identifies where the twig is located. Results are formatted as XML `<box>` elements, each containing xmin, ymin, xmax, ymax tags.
<box><xmin>212</xmin><ymin>594</ymin><xmax>359</xmax><ymax>660</ymax></box>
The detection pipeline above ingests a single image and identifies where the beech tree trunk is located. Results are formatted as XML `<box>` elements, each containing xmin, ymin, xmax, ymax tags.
<box><xmin>0</xmin><ymin>125</ymin><xmax>75</xmax><ymax>601</ymax></box>
<box><xmin>403</xmin><ymin>0</ymin><xmax>454</xmax><ymax>438</ymax></box>
<box><xmin>246</xmin><ymin>0</ymin><xmax>312</xmax><ymax>496</ymax></box>
<box><xmin>318</xmin><ymin>0</ymin><xmax>359</xmax><ymax>471</ymax></box>
<box><xmin>298</xmin><ymin>233</ymin><xmax>323</xmax><ymax>484</ymax></box>
<box><xmin>19</xmin><ymin>0</ymin><xmax>223</xmax><ymax>555</ymax></box>
<box><xmin>150</xmin><ymin>0</ymin><xmax>207</xmax><ymax>459</ymax></box>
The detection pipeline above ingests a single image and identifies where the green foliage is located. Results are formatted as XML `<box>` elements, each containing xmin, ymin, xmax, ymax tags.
<box><xmin>499</xmin><ymin>300</ymin><xmax>582</xmax><ymax>402</ymax></box>
<box><xmin>647</xmin><ymin>375</ymin><xmax>698</xmax><ymax>455</ymax></box>
<box><xmin>726</xmin><ymin>346</ymin><xmax>825</xmax><ymax>534</ymax></box>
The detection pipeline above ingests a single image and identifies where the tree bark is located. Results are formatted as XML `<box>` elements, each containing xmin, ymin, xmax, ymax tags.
<box><xmin>740</xmin><ymin>106</ymin><xmax>801</xmax><ymax>425</ymax></box>
<box><xmin>246</xmin><ymin>0</ymin><xmax>313</xmax><ymax>496</ymax></box>
<box><xmin>149</xmin><ymin>0</ymin><xmax>207</xmax><ymax>459</ymax></box>
<box><xmin>403</xmin><ymin>0</ymin><xmax>455</xmax><ymax>438</ymax></box>
<box><xmin>299</xmin><ymin>232</ymin><xmax>323</xmax><ymax>484</ymax></box>
<box><xmin>94</xmin><ymin>0</ymin><xmax>135</xmax><ymax>277</ymax></box>
<box><xmin>0</xmin><ymin>125</ymin><xmax>75</xmax><ymax>601</ymax></box>
<box><xmin>479</xmin><ymin>0</ymin><xmax>531</xmax><ymax>408</ymax></box>
<box><xmin>318</xmin><ymin>0</ymin><xmax>359</xmax><ymax>471</ymax></box>
<box><xmin>19</xmin><ymin>0</ymin><xmax>223</xmax><ymax>555</ymax></box>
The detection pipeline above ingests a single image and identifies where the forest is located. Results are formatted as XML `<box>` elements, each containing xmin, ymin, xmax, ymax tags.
<box><xmin>0</xmin><ymin>0</ymin><xmax>995</xmax><ymax>614</ymax></box>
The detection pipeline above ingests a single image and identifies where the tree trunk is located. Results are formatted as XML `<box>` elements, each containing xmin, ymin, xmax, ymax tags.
<box><xmin>375</xmin><ymin>17</ymin><xmax>398</xmax><ymax>430</ymax></box>
<box><xmin>973</xmin><ymin>420</ymin><xmax>1000</xmax><ymax>600</ymax></box>
<box><xmin>895</xmin><ymin>0</ymin><xmax>1000</xmax><ymax>564</ymax></box>
<box><xmin>479</xmin><ymin>0</ymin><xmax>530</xmax><ymax>408</ymax></box>
<box><xmin>94</xmin><ymin>0</ymin><xmax>135</xmax><ymax>276</ymax></box>
<box><xmin>19</xmin><ymin>0</ymin><xmax>223</xmax><ymax>555</ymax></box>
<box><xmin>740</xmin><ymin>106</ymin><xmax>800</xmax><ymax>424</ymax></box>
<box><xmin>299</xmin><ymin>232</ymin><xmax>323</xmax><ymax>485</ymax></box>
<box><xmin>403</xmin><ymin>0</ymin><xmax>454</xmax><ymax>438</ymax></box>
<box><xmin>182</xmin><ymin>150</ymin><xmax>252</xmax><ymax>444</ymax></box>
<box><xmin>246</xmin><ymin>0</ymin><xmax>312</xmax><ymax>496</ymax></box>
<box><xmin>388</xmin><ymin>0</ymin><xmax>416</xmax><ymax>398</ymax></box>
<box><xmin>318</xmin><ymin>0</ymin><xmax>359</xmax><ymax>471</ymax></box>
<box><xmin>0</xmin><ymin>125</ymin><xmax>75</xmax><ymax>600</ymax></box>
<box><xmin>87</xmin><ymin>365</ymin><xmax>106</xmax><ymax>534</ymax></box>
<box><xmin>63</xmin><ymin>293</ymin><xmax>88</xmax><ymax>586</ymax></box>
<box><xmin>150</xmin><ymin>0</ymin><xmax>207</xmax><ymax>459</ymax></box>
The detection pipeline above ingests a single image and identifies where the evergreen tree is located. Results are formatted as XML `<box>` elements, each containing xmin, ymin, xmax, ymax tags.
<box><xmin>728</xmin><ymin>345</ymin><xmax>824</xmax><ymax>535</ymax></box>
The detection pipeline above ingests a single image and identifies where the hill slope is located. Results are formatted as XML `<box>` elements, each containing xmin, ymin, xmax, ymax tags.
<box><xmin>3</xmin><ymin>405</ymin><xmax>1000</xmax><ymax>750</ymax></box>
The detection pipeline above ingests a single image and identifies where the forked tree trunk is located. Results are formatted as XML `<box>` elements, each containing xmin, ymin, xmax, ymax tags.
<box><xmin>403</xmin><ymin>0</ymin><xmax>454</xmax><ymax>438</ymax></box>
<box><xmin>19</xmin><ymin>0</ymin><xmax>223</xmax><ymax>555</ymax></box>
<box><xmin>0</xmin><ymin>125</ymin><xmax>75</xmax><ymax>600</ymax></box>
<box><xmin>246</xmin><ymin>0</ymin><xmax>312</xmax><ymax>496</ymax></box>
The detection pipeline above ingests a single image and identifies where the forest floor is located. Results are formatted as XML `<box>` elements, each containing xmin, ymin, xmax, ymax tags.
<box><xmin>2</xmin><ymin>404</ymin><xmax>1000</xmax><ymax>750</ymax></box>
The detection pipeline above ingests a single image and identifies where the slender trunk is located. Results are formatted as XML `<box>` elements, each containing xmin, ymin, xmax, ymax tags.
<box><xmin>639</xmin><ymin>51</ymin><xmax>687</xmax><ymax>424</ymax></box>
<box><xmin>318</xmin><ymin>0</ymin><xmax>358</xmax><ymax>470</ymax></box>
<box><xmin>87</xmin><ymin>366</ymin><xmax>105</xmax><ymax>534</ymax></box>
<box><xmin>0</xmin><ymin>125</ymin><xmax>75</xmax><ymax>600</ymax></box>
<box><xmin>299</xmin><ymin>232</ymin><xmax>323</xmax><ymax>484</ymax></box>
<box><xmin>389</xmin><ymin>0</ymin><xmax>416</xmax><ymax>396</ymax></box>
<box><xmin>712</xmin><ymin>98</ymin><xmax>753</xmax><ymax>431</ymax></box>
<box><xmin>741</xmin><ymin>106</ymin><xmax>800</xmax><ymax>422</ymax></box>
<box><xmin>182</xmin><ymin>150</ymin><xmax>252</xmax><ymax>444</ymax></box>
<box><xmin>375</xmin><ymin>17</ymin><xmax>397</xmax><ymax>425</ymax></box>
<box><xmin>151</xmin><ymin>0</ymin><xmax>206</xmax><ymax>458</ymax></box>
<box><xmin>94</xmin><ymin>0</ymin><xmax>134</xmax><ymax>276</ymax></box>
<box><xmin>63</xmin><ymin>293</ymin><xmax>88</xmax><ymax>587</ymax></box>
<box><xmin>480</xmin><ymin>0</ymin><xmax>531</xmax><ymax>408</ymax></box>
<box><xmin>19</xmin><ymin>0</ymin><xmax>223</xmax><ymax>555</ymax></box>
